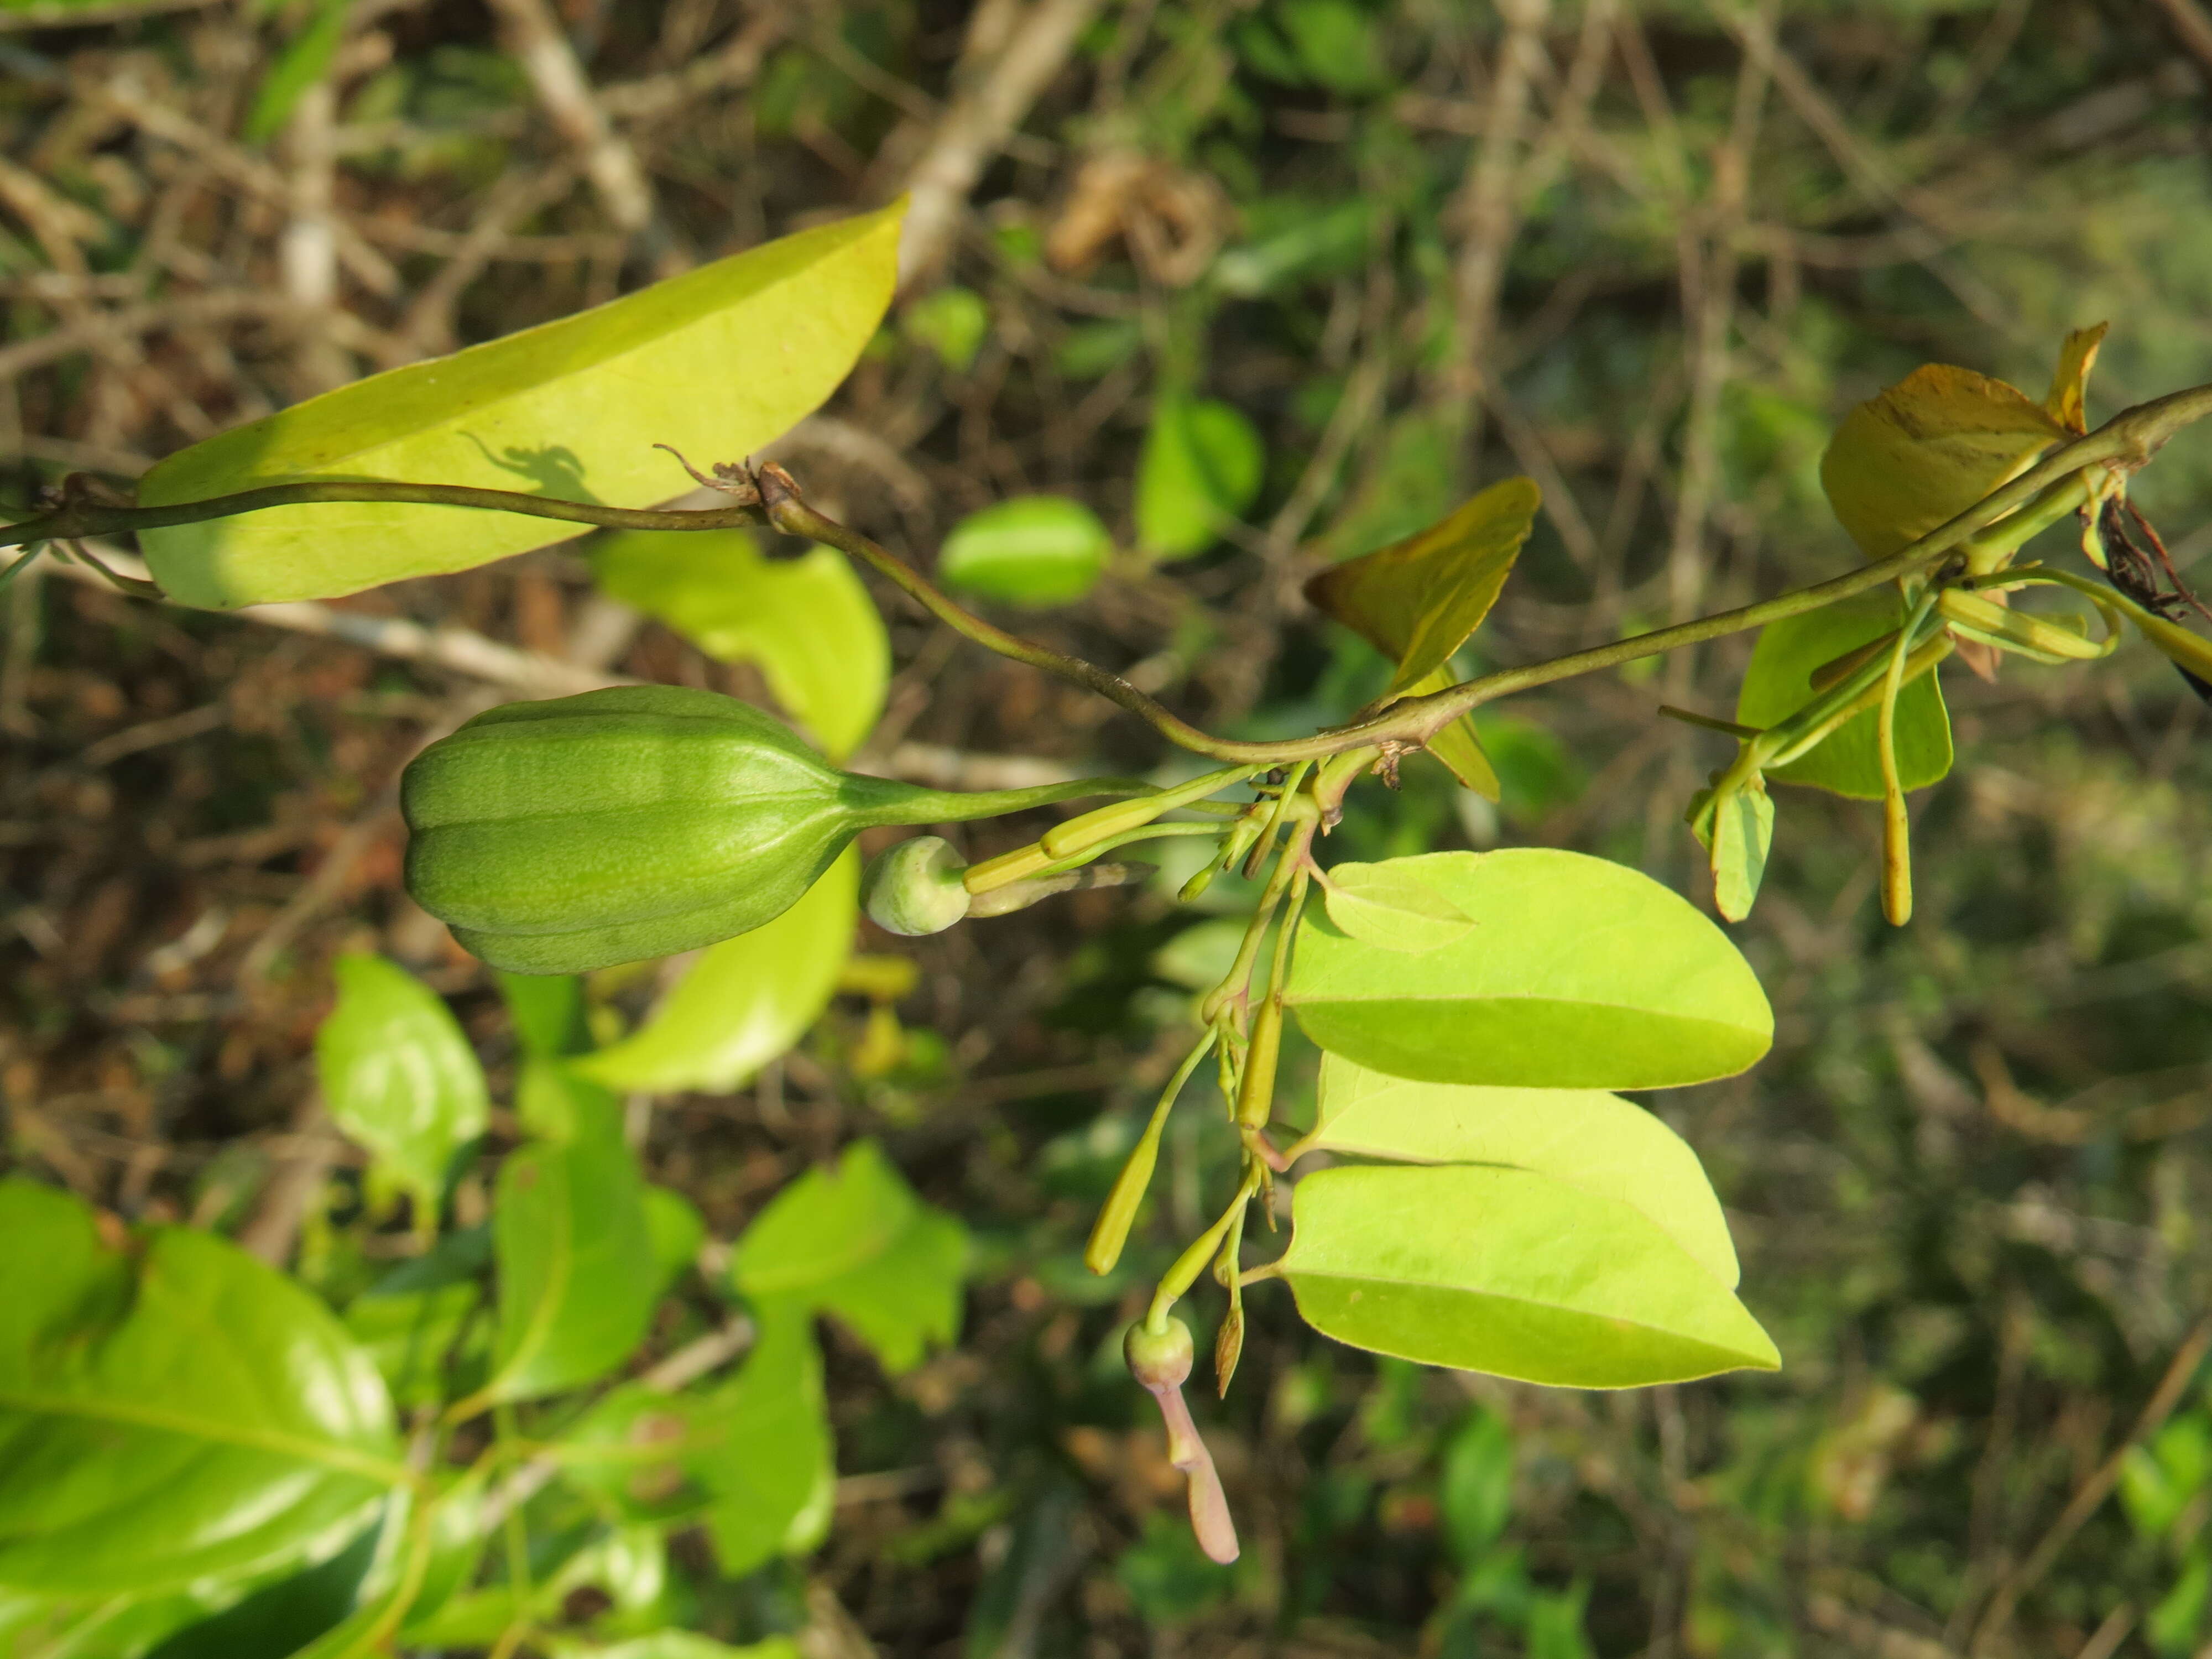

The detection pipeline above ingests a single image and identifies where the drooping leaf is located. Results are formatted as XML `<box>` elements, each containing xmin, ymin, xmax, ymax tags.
<box><xmin>937</xmin><ymin>496</ymin><xmax>1112</xmax><ymax>607</ymax></box>
<box><xmin>728</xmin><ymin>1139</ymin><xmax>968</xmax><ymax>1375</ymax></box>
<box><xmin>478</xmin><ymin>1064</ymin><xmax>658</xmax><ymax>1404</ymax></box>
<box><xmin>1318</xmin><ymin>859</ymin><xmax>1477</xmax><ymax>953</ymax></box>
<box><xmin>1267</xmin><ymin>1164</ymin><xmax>1780</xmax><ymax>1386</ymax></box>
<box><xmin>1284</xmin><ymin>850</ymin><xmax>1773</xmax><ymax>1089</ymax></box>
<box><xmin>1704</xmin><ymin>777</ymin><xmax>1774</xmax><ymax>924</ymax></box>
<box><xmin>1292</xmin><ymin>1053</ymin><xmax>1740</xmax><ymax>1286</ymax></box>
<box><xmin>0</xmin><ymin>1178</ymin><xmax>401</xmax><ymax>1596</ymax></box>
<box><xmin>1819</xmin><ymin>364</ymin><xmax>2065</xmax><ymax>562</ymax></box>
<box><xmin>578</xmin><ymin>846</ymin><xmax>857</xmax><ymax>1094</ymax></box>
<box><xmin>138</xmin><ymin>204</ymin><xmax>904</xmax><ymax>607</ymax></box>
<box><xmin>315</xmin><ymin>954</ymin><xmax>488</xmax><ymax>1212</ymax></box>
<box><xmin>592</xmin><ymin>530</ymin><xmax>889</xmax><ymax>761</ymax></box>
<box><xmin>1734</xmin><ymin>594</ymin><xmax>1952</xmax><ymax>799</ymax></box>
<box><xmin>1136</xmin><ymin>393</ymin><xmax>1266</xmax><ymax>561</ymax></box>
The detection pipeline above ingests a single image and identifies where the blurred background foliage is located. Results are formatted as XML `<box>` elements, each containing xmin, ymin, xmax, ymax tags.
<box><xmin>4</xmin><ymin>0</ymin><xmax>2212</xmax><ymax>1653</ymax></box>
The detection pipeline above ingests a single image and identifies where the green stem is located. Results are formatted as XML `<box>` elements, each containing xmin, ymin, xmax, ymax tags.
<box><xmin>1146</xmin><ymin>1163</ymin><xmax>1264</xmax><ymax>1333</ymax></box>
<box><xmin>846</xmin><ymin>773</ymin><xmax>1157</xmax><ymax>829</ymax></box>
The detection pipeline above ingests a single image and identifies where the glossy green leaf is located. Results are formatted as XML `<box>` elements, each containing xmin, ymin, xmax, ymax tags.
<box><xmin>1735</xmin><ymin>595</ymin><xmax>1952</xmax><ymax>799</ymax></box>
<box><xmin>0</xmin><ymin>1178</ymin><xmax>401</xmax><ymax>1595</ymax></box>
<box><xmin>1819</xmin><ymin>363</ymin><xmax>2064</xmax><ymax>562</ymax></box>
<box><xmin>315</xmin><ymin>954</ymin><xmax>488</xmax><ymax>1211</ymax></box>
<box><xmin>1268</xmin><ymin>1164</ymin><xmax>1780</xmax><ymax>1386</ymax></box>
<box><xmin>1319</xmin><ymin>859</ymin><xmax>1477</xmax><ymax>953</ymax></box>
<box><xmin>700</xmin><ymin>1303</ymin><xmax>835</xmax><ymax>1576</ymax></box>
<box><xmin>1705</xmin><ymin>778</ymin><xmax>1774</xmax><ymax>925</ymax></box>
<box><xmin>1136</xmin><ymin>394</ymin><xmax>1265</xmax><ymax>561</ymax></box>
<box><xmin>937</xmin><ymin>496</ymin><xmax>1112</xmax><ymax>607</ymax></box>
<box><xmin>578</xmin><ymin>846</ymin><xmax>857</xmax><ymax>1094</ymax></box>
<box><xmin>139</xmin><ymin>203</ymin><xmax>904</xmax><ymax>608</ymax></box>
<box><xmin>1293</xmin><ymin>1053</ymin><xmax>1739</xmax><ymax>1286</ymax></box>
<box><xmin>144</xmin><ymin>1519</ymin><xmax>379</xmax><ymax>1659</ymax></box>
<box><xmin>480</xmin><ymin>1064</ymin><xmax>658</xmax><ymax>1403</ymax></box>
<box><xmin>1285</xmin><ymin>850</ymin><xmax>1773</xmax><ymax>1089</ymax></box>
<box><xmin>729</xmin><ymin>1139</ymin><xmax>967</xmax><ymax>1374</ymax></box>
<box><xmin>592</xmin><ymin>530</ymin><xmax>889</xmax><ymax>761</ymax></box>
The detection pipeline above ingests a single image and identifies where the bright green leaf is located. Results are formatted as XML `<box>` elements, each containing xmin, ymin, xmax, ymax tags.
<box><xmin>243</xmin><ymin>0</ymin><xmax>347</xmax><ymax>142</ymax></box>
<box><xmin>645</xmin><ymin>1186</ymin><xmax>706</xmax><ymax>1288</ymax></box>
<box><xmin>315</xmin><ymin>954</ymin><xmax>488</xmax><ymax>1212</ymax></box>
<box><xmin>699</xmin><ymin>1304</ymin><xmax>834</xmax><ymax>1577</ymax></box>
<box><xmin>0</xmin><ymin>1178</ymin><xmax>401</xmax><ymax>1596</ymax></box>
<box><xmin>1268</xmin><ymin>1163</ymin><xmax>1780</xmax><ymax>1386</ymax></box>
<box><xmin>903</xmin><ymin>286</ymin><xmax>990</xmax><ymax>372</ymax></box>
<box><xmin>497</xmin><ymin>971</ymin><xmax>591</xmax><ymax>1058</ymax></box>
<box><xmin>1439</xmin><ymin>1410</ymin><xmax>1514</xmax><ymax>1567</ymax></box>
<box><xmin>592</xmin><ymin>530</ymin><xmax>889</xmax><ymax>761</ymax></box>
<box><xmin>1293</xmin><ymin>1053</ymin><xmax>1740</xmax><ymax>1287</ymax></box>
<box><xmin>343</xmin><ymin>1230</ymin><xmax>489</xmax><ymax>1410</ymax></box>
<box><xmin>1735</xmin><ymin>594</ymin><xmax>1952</xmax><ymax>799</ymax></box>
<box><xmin>479</xmin><ymin>1065</ymin><xmax>658</xmax><ymax>1404</ymax></box>
<box><xmin>1285</xmin><ymin>850</ymin><xmax>1773</xmax><ymax>1089</ymax></box>
<box><xmin>729</xmin><ymin>1140</ymin><xmax>967</xmax><ymax>1374</ymax></box>
<box><xmin>937</xmin><ymin>496</ymin><xmax>1112</xmax><ymax>607</ymax></box>
<box><xmin>1819</xmin><ymin>363</ymin><xmax>2064</xmax><ymax>562</ymax></box>
<box><xmin>1319</xmin><ymin>859</ymin><xmax>1477</xmax><ymax>953</ymax></box>
<box><xmin>1136</xmin><ymin>394</ymin><xmax>1265</xmax><ymax>561</ymax></box>
<box><xmin>1705</xmin><ymin>778</ymin><xmax>1774</xmax><ymax>924</ymax></box>
<box><xmin>139</xmin><ymin>203</ymin><xmax>904</xmax><ymax>608</ymax></box>
<box><xmin>578</xmin><ymin>846</ymin><xmax>857</xmax><ymax>1094</ymax></box>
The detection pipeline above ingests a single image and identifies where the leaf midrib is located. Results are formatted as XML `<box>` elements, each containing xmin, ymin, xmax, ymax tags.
<box><xmin>0</xmin><ymin>1387</ymin><xmax>409</xmax><ymax>1487</ymax></box>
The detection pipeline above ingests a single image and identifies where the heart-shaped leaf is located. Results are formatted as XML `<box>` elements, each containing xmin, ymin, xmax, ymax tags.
<box><xmin>1820</xmin><ymin>363</ymin><xmax>2065</xmax><ymax>562</ymax></box>
<box><xmin>578</xmin><ymin>846</ymin><xmax>857</xmax><ymax>1094</ymax></box>
<box><xmin>0</xmin><ymin>1179</ymin><xmax>401</xmax><ymax>1596</ymax></box>
<box><xmin>593</xmin><ymin>530</ymin><xmax>889</xmax><ymax>761</ymax></box>
<box><xmin>1293</xmin><ymin>1053</ymin><xmax>1739</xmax><ymax>1286</ymax></box>
<box><xmin>315</xmin><ymin>954</ymin><xmax>488</xmax><ymax>1213</ymax></box>
<box><xmin>1285</xmin><ymin>849</ymin><xmax>1772</xmax><ymax>1089</ymax></box>
<box><xmin>1735</xmin><ymin>594</ymin><xmax>1952</xmax><ymax>799</ymax></box>
<box><xmin>139</xmin><ymin>203</ymin><xmax>903</xmax><ymax>607</ymax></box>
<box><xmin>1319</xmin><ymin>859</ymin><xmax>1477</xmax><ymax>952</ymax></box>
<box><xmin>1265</xmin><ymin>1163</ymin><xmax>1778</xmax><ymax>1386</ymax></box>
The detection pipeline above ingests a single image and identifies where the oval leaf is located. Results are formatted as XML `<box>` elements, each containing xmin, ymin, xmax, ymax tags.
<box><xmin>1136</xmin><ymin>393</ymin><xmax>1265</xmax><ymax>561</ymax></box>
<box><xmin>479</xmin><ymin>1064</ymin><xmax>658</xmax><ymax>1404</ymax></box>
<box><xmin>1269</xmin><ymin>1163</ymin><xmax>1778</xmax><ymax>1386</ymax></box>
<box><xmin>1735</xmin><ymin>594</ymin><xmax>1952</xmax><ymax>799</ymax></box>
<box><xmin>592</xmin><ymin>529</ymin><xmax>888</xmax><ymax>761</ymax></box>
<box><xmin>1819</xmin><ymin>363</ymin><xmax>2064</xmax><ymax>562</ymax></box>
<box><xmin>1319</xmin><ymin>859</ymin><xmax>1477</xmax><ymax>952</ymax></box>
<box><xmin>937</xmin><ymin>495</ymin><xmax>1111</xmax><ymax>607</ymax></box>
<box><xmin>1284</xmin><ymin>849</ymin><xmax>1772</xmax><ymax>1089</ymax></box>
<box><xmin>1295</xmin><ymin>1053</ymin><xmax>1739</xmax><ymax>1286</ymax></box>
<box><xmin>0</xmin><ymin>1178</ymin><xmax>400</xmax><ymax>1595</ymax></box>
<box><xmin>315</xmin><ymin>954</ymin><xmax>489</xmax><ymax>1210</ymax></box>
<box><xmin>139</xmin><ymin>204</ymin><xmax>904</xmax><ymax>608</ymax></box>
<box><xmin>1706</xmin><ymin>779</ymin><xmax>1774</xmax><ymax>925</ymax></box>
<box><xmin>577</xmin><ymin>847</ymin><xmax>857</xmax><ymax>1094</ymax></box>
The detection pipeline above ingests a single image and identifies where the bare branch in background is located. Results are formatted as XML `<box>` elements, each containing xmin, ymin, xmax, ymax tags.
<box><xmin>484</xmin><ymin>0</ymin><xmax>663</xmax><ymax>250</ymax></box>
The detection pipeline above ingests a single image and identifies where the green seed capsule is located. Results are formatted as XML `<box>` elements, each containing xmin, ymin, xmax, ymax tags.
<box><xmin>862</xmin><ymin>836</ymin><xmax>971</xmax><ymax>936</ymax></box>
<box><xmin>403</xmin><ymin>686</ymin><xmax>1124</xmax><ymax>975</ymax></box>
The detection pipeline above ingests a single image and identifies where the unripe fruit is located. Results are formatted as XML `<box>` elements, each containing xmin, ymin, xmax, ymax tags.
<box><xmin>863</xmin><ymin>837</ymin><xmax>971</xmax><ymax>936</ymax></box>
<box><xmin>403</xmin><ymin>686</ymin><xmax>1097</xmax><ymax>975</ymax></box>
<box><xmin>1124</xmin><ymin>1317</ymin><xmax>1196</xmax><ymax>1390</ymax></box>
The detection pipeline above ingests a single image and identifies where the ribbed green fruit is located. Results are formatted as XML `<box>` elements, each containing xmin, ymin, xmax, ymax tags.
<box><xmin>403</xmin><ymin>686</ymin><xmax>1124</xmax><ymax>974</ymax></box>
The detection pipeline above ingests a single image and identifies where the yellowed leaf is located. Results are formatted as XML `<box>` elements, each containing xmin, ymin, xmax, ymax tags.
<box><xmin>1820</xmin><ymin>365</ymin><xmax>2065</xmax><ymax>561</ymax></box>
<box><xmin>2044</xmin><ymin>322</ymin><xmax>2109</xmax><ymax>435</ymax></box>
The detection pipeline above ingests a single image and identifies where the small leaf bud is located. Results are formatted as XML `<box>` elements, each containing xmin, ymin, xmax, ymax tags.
<box><xmin>862</xmin><ymin>836</ymin><xmax>972</xmax><ymax>937</ymax></box>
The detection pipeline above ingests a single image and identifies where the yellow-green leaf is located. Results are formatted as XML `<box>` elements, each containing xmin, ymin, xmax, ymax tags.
<box><xmin>1735</xmin><ymin>594</ymin><xmax>1952</xmax><ymax>800</ymax></box>
<box><xmin>592</xmin><ymin>529</ymin><xmax>888</xmax><ymax>761</ymax></box>
<box><xmin>576</xmin><ymin>848</ymin><xmax>857</xmax><ymax>1094</ymax></box>
<box><xmin>139</xmin><ymin>204</ymin><xmax>904</xmax><ymax>608</ymax></box>
<box><xmin>1820</xmin><ymin>364</ymin><xmax>2064</xmax><ymax>561</ymax></box>
<box><xmin>2044</xmin><ymin>322</ymin><xmax>2108</xmax><ymax>435</ymax></box>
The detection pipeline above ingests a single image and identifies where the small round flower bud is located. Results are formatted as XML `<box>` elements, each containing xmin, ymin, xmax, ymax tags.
<box><xmin>862</xmin><ymin>836</ymin><xmax>972</xmax><ymax>937</ymax></box>
<box><xmin>1124</xmin><ymin>1317</ymin><xmax>1196</xmax><ymax>1391</ymax></box>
